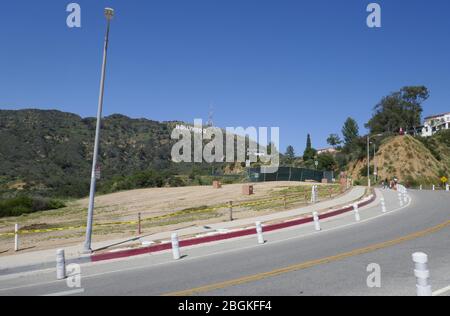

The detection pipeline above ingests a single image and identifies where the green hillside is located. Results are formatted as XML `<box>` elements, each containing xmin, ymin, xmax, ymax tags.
<box><xmin>0</xmin><ymin>109</ymin><xmax>240</xmax><ymax>200</ymax></box>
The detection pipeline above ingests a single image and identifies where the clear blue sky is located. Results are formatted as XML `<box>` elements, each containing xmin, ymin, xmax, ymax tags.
<box><xmin>1</xmin><ymin>0</ymin><xmax>450</xmax><ymax>154</ymax></box>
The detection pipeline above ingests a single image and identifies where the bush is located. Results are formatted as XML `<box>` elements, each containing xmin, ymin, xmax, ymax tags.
<box><xmin>0</xmin><ymin>196</ymin><xmax>66</xmax><ymax>218</ymax></box>
<box><xmin>360</xmin><ymin>165</ymin><xmax>374</xmax><ymax>178</ymax></box>
<box><xmin>99</xmin><ymin>169</ymin><xmax>192</xmax><ymax>194</ymax></box>
<box><xmin>405</xmin><ymin>175</ymin><xmax>419</xmax><ymax>188</ymax></box>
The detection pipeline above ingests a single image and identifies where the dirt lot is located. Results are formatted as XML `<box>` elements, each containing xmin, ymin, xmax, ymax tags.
<box><xmin>0</xmin><ymin>182</ymin><xmax>337</xmax><ymax>255</ymax></box>
<box><xmin>78</xmin><ymin>181</ymin><xmax>313</xmax><ymax>219</ymax></box>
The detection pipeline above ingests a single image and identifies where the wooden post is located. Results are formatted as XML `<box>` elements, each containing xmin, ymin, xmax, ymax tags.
<box><xmin>138</xmin><ymin>212</ymin><xmax>142</xmax><ymax>235</ymax></box>
<box><xmin>14</xmin><ymin>223</ymin><xmax>19</xmax><ymax>252</ymax></box>
<box><xmin>229</xmin><ymin>201</ymin><xmax>233</xmax><ymax>222</ymax></box>
<box><xmin>283</xmin><ymin>194</ymin><xmax>287</xmax><ymax>210</ymax></box>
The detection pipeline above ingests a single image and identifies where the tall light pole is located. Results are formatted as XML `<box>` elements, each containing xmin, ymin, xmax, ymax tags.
<box><xmin>367</xmin><ymin>136</ymin><xmax>370</xmax><ymax>188</ymax></box>
<box><xmin>83</xmin><ymin>8</ymin><xmax>115</xmax><ymax>253</ymax></box>
<box><xmin>373</xmin><ymin>142</ymin><xmax>377</xmax><ymax>183</ymax></box>
<box><xmin>367</xmin><ymin>133</ymin><xmax>383</xmax><ymax>189</ymax></box>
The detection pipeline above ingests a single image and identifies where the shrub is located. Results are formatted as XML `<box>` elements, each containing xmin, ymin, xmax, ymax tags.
<box><xmin>360</xmin><ymin>165</ymin><xmax>374</xmax><ymax>177</ymax></box>
<box><xmin>0</xmin><ymin>196</ymin><xmax>66</xmax><ymax>218</ymax></box>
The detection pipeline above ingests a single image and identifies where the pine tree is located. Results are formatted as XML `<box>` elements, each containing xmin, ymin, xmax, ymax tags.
<box><xmin>303</xmin><ymin>134</ymin><xmax>316</xmax><ymax>162</ymax></box>
<box><xmin>342</xmin><ymin>118</ymin><xmax>359</xmax><ymax>145</ymax></box>
<box><xmin>285</xmin><ymin>145</ymin><xmax>295</xmax><ymax>159</ymax></box>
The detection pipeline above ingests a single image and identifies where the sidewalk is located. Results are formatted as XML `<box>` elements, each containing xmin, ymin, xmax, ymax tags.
<box><xmin>140</xmin><ymin>186</ymin><xmax>366</xmax><ymax>242</ymax></box>
<box><xmin>0</xmin><ymin>186</ymin><xmax>367</xmax><ymax>275</ymax></box>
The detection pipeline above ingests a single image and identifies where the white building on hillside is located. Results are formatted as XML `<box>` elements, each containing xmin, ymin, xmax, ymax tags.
<box><xmin>421</xmin><ymin>112</ymin><xmax>450</xmax><ymax>137</ymax></box>
<box><xmin>317</xmin><ymin>147</ymin><xmax>338</xmax><ymax>155</ymax></box>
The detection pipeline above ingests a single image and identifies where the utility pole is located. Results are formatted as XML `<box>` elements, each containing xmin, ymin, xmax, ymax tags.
<box><xmin>367</xmin><ymin>133</ymin><xmax>383</xmax><ymax>189</ymax></box>
<box><xmin>83</xmin><ymin>8</ymin><xmax>115</xmax><ymax>254</ymax></box>
<box><xmin>367</xmin><ymin>136</ymin><xmax>370</xmax><ymax>188</ymax></box>
<box><xmin>373</xmin><ymin>143</ymin><xmax>377</xmax><ymax>183</ymax></box>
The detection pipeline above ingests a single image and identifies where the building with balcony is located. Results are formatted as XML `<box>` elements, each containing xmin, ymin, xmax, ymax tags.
<box><xmin>421</xmin><ymin>112</ymin><xmax>450</xmax><ymax>137</ymax></box>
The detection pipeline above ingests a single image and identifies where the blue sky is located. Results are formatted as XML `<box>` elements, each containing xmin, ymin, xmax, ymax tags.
<box><xmin>1</xmin><ymin>0</ymin><xmax>450</xmax><ymax>153</ymax></box>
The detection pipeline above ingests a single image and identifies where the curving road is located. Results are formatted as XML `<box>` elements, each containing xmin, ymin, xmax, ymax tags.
<box><xmin>0</xmin><ymin>189</ymin><xmax>449</xmax><ymax>296</ymax></box>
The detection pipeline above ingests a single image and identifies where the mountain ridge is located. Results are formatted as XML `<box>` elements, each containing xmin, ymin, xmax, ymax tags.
<box><xmin>0</xmin><ymin>109</ymin><xmax>196</xmax><ymax>198</ymax></box>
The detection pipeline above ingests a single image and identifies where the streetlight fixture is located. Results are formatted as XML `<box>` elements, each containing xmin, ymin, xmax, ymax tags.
<box><xmin>83</xmin><ymin>8</ymin><xmax>115</xmax><ymax>254</ymax></box>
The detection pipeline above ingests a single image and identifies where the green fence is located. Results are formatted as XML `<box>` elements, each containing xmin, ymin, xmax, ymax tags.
<box><xmin>248</xmin><ymin>167</ymin><xmax>333</xmax><ymax>183</ymax></box>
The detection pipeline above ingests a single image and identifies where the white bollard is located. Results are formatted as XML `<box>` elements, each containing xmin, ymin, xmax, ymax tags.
<box><xmin>446</xmin><ymin>184</ymin><xmax>449</xmax><ymax>192</ymax></box>
<box><xmin>313</xmin><ymin>212</ymin><xmax>321</xmax><ymax>231</ymax></box>
<box><xmin>311</xmin><ymin>185</ymin><xmax>317</xmax><ymax>203</ymax></box>
<box><xmin>56</xmin><ymin>249</ymin><xmax>66</xmax><ymax>280</ymax></box>
<box><xmin>14</xmin><ymin>224</ymin><xmax>19</xmax><ymax>252</ymax></box>
<box><xmin>171</xmin><ymin>233</ymin><xmax>181</xmax><ymax>260</ymax></box>
<box><xmin>412</xmin><ymin>252</ymin><xmax>432</xmax><ymax>296</ymax></box>
<box><xmin>256</xmin><ymin>222</ymin><xmax>265</xmax><ymax>244</ymax></box>
<box><xmin>380</xmin><ymin>198</ymin><xmax>387</xmax><ymax>213</ymax></box>
<box><xmin>432</xmin><ymin>185</ymin><xmax>435</xmax><ymax>191</ymax></box>
<box><xmin>398</xmin><ymin>192</ymin><xmax>404</xmax><ymax>207</ymax></box>
<box><xmin>353</xmin><ymin>204</ymin><xmax>360</xmax><ymax>222</ymax></box>
<box><xmin>419</xmin><ymin>185</ymin><xmax>422</xmax><ymax>191</ymax></box>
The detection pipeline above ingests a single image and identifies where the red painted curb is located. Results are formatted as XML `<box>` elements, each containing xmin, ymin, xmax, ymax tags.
<box><xmin>91</xmin><ymin>193</ymin><xmax>377</xmax><ymax>263</ymax></box>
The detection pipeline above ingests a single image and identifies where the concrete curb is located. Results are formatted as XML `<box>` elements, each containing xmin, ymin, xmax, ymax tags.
<box><xmin>91</xmin><ymin>192</ymin><xmax>377</xmax><ymax>262</ymax></box>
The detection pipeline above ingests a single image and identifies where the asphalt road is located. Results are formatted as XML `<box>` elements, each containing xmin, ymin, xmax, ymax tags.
<box><xmin>0</xmin><ymin>189</ymin><xmax>449</xmax><ymax>296</ymax></box>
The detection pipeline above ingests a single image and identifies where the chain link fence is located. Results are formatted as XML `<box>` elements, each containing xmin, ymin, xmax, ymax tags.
<box><xmin>247</xmin><ymin>167</ymin><xmax>334</xmax><ymax>183</ymax></box>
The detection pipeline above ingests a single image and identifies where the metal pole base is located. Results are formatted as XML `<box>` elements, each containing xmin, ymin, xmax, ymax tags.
<box><xmin>82</xmin><ymin>245</ymin><xmax>93</xmax><ymax>254</ymax></box>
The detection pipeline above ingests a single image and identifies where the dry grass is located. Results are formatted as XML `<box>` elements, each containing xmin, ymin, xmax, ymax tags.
<box><xmin>348</xmin><ymin>135</ymin><xmax>445</xmax><ymax>184</ymax></box>
<box><xmin>0</xmin><ymin>181</ymin><xmax>339</xmax><ymax>254</ymax></box>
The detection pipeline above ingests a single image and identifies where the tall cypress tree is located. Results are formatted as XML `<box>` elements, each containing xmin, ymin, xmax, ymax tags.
<box><xmin>306</xmin><ymin>134</ymin><xmax>312</xmax><ymax>150</ymax></box>
<box><xmin>303</xmin><ymin>134</ymin><xmax>316</xmax><ymax>162</ymax></box>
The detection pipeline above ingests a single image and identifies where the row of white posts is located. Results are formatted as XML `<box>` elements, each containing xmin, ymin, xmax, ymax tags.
<box><xmin>397</xmin><ymin>184</ymin><xmax>410</xmax><ymax>207</ymax></box>
<box><xmin>169</xmin><ymin>224</ymin><xmax>267</xmax><ymax>262</ymax></box>
<box><xmin>11</xmin><ymin>184</ymin><xmax>315</xmax><ymax>254</ymax></box>
<box><xmin>48</xmin><ymin>186</ymin><xmax>430</xmax><ymax>295</ymax></box>
<box><xmin>53</xmin><ymin>247</ymin><xmax>434</xmax><ymax>297</ymax></box>
<box><xmin>313</xmin><ymin>202</ymin><xmax>364</xmax><ymax>232</ymax></box>
<box><xmin>419</xmin><ymin>184</ymin><xmax>450</xmax><ymax>191</ymax></box>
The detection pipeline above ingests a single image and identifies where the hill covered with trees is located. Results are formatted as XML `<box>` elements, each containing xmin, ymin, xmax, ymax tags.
<box><xmin>326</xmin><ymin>86</ymin><xmax>450</xmax><ymax>186</ymax></box>
<box><xmin>0</xmin><ymin>109</ymin><xmax>242</xmax><ymax>202</ymax></box>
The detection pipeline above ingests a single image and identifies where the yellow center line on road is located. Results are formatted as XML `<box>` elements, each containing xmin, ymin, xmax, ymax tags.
<box><xmin>163</xmin><ymin>219</ymin><xmax>450</xmax><ymax>296</ymax></box>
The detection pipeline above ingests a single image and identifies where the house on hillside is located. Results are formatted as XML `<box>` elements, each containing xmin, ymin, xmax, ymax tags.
<box><xmin>421</xmin><ymin>112</ymin><xmax>450</xmax><ymax>137</ymax></box>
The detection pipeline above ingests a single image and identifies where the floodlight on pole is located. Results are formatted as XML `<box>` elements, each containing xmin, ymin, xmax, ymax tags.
<box><xmin>105</xmin><ymin>8</ymin><xmax>115</xmax><ymax>20</ymax></box>
<box><xmin>83</xmin><ymin>8</ymin><xmax>115</xmax><ymax>254</ymax></box>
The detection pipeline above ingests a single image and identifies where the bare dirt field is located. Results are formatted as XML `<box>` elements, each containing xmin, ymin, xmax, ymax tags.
<box><xmin>78</xmin><ymin>181</ymin><xmax>314</xmax><ymax>220</ymax></box>
<box><xmin>0</xmin><ymin>182</ymin><xmax>339</xmax><ymax>255</ymax></box>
